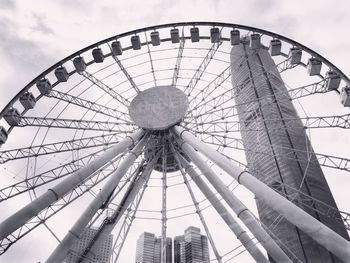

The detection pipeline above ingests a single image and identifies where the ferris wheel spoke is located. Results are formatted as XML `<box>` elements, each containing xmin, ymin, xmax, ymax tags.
<box><xmin>47</xmin><ymin>90</ymin><xmax>131</xmax><ymax>123</ymax></box>
<box><xmin>184</xmin><ymin>39</ymin><xmax>223</xmax><ymax>96</ymax></box>
<box><xmin>0</xmin><ymin>133</ymin><xmax>121</xmax><ymax>165</ymax></box>
<box><xmin>109</xmin><ymin>48</ymin><xmax>140</xmax><ymax>94</ymax></box>
<box><xmin>15</xmin><ymin>116</ymin><xmax>134</xmax><ymax>132</ymax></box>
<box><xmin>189</xmin><ymin>66</ymin><xmax>232</xmax><ymax>115</ymax></box>
<box><xmin>171</xmin><ymin>27</ymin><xmax>185</xmax><ymax>88</ymax></box>
<box><xmin>79</xmin><ymin>70</ymin><xmax>130</xmax><ymax>107</ymax></box>
<box><xmin>144</xmin><ymin>32</ymin><xmax>158</xmax><ymax>87</ymax></box>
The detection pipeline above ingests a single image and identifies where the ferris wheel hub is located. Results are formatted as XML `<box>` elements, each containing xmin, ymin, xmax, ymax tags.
<box><xmin>129</xmin><ymin>86</ymin><xmax>189</xmax><ymax>130</ymax></box>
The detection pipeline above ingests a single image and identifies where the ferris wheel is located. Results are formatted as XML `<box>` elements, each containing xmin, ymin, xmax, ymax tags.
<box><xmin>0</xmin><ymin>22</ymin><xmax>349</xmax><ymax>262</ymax></box>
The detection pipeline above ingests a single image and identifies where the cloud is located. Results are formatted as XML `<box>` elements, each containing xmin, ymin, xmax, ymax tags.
<box><xmin>0</xmin><ymin>0</ymin><xmax>16</xmax><ymax>11</ymax></box>
<box><xmin>30</xmin><ymin>13</ymin><xmax>54</xmax><ymax>35</ymax></box>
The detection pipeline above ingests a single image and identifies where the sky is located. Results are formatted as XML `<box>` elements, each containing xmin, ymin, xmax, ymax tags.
<box><xmin>0</xmin><ymin>0</ymin><xmax>350</xmax><ymax>262</ymax></box>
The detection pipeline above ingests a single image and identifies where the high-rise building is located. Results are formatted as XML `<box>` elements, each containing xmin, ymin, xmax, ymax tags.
<box><xmin>135</xmin><ymin>232</ymin><xmax>172</xmax><ymax>263</ymax></box>
<box><xmin>174</xmin><ymin>226</ymin><xmax>209</xmax><ymax>263</ymax></box>
<box><xmin>230</xmin><ymin>40</ymin><xmax>349</xmax><ymax>262</ymax></box>
<box><xmin>65</xmin><ymin>227</ymin><xmax>113</xmax><ymax>263</ymax></box>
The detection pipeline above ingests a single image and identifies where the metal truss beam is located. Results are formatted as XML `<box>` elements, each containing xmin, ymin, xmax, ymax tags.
<box><xmin>0</xmin><ymin>159</ymin><xmax>120</xmax><ymax>254</ymax></box>
<box><xmin>184</xmin><ymin>39</ymin><xmax>223</xmax><ymax>96</ymax></box>
<box><xmin>171</xmin><ymin>27</ymin><xmax>185</xmax><ymax>88</ymax></box>
<box><xmin>47</xmin><ymin>90</ymin><xmax>130</xmax><ymax>122</ymax></box>
<box><xmin>79</xmin><ymin>71</ymin><xmax>130</xmax><ymax>107</ymax></box>
<box><xmin>188</xmin><ymin>65</ymin><xmax>232</xmax><ymax>116</ymax></box>
<box><xmin>46</xmin><ymin>133</ymin><xmax>148</xmax><ymax>263</ymax></box>
<box><xmin>192</xmin><ymin>131</ymin><xmax>350</xmax><ymax>173</ymax></box>
<box><xmin>173</xmin><ymin>126</ymin><xmax>350</xmax><ymax>262</ymax></box>
<box><xmin>110</xmin><ymin>174</ymin><xmax>149</xmax><ymax>263</ymax></box>
<box><xmin>110</xmin><ymin>53</ymin><xmax>140</xmax><ymax>94</ymax></box>
<box><xmin>16</xmin><ymin>116</ymin><xmax>134</xmax><ymax>132</ymax></box>
<box><xmin>276</xmin><ymin>182</ymin><xmax>350</xmax><ymax>231</ymax></box>
<box><xmin>0</xmin><ymin>133</ymin><xmax>119</xmax><ymax>164</ymax></box>
<box><xmin>0</xmin><ymin>130</ymin><xmax>144</xmax><ymax>244</ymax></box>
<box><xmin>0</xmin><ymin>148</ymin><xmax>107</xmax><ymax>202</ymax></box>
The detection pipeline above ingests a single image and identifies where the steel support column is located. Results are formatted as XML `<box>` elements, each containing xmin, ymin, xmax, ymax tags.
<box><xmin>46</xmin><ymin>133</ymin><xmax>148</xmax><ymax>263</ymax></box>
<box><xmin>172</xmin><ymin>126</ymin><xmax>350</xmax><ymax>262</ymax></box>
<box><xmin>177</xmin><ymin>154</ymin><xmax>268</xmax><ymax>263</ymax></box>
<box><xmin>78</xmin><ymin>155</ymin><xmax>157</xmax><ymax>262</ymax></box>
<box><xmin>176</xmin><ymin>138</ymin><xmax>291</xmax><ymax>263</ymax></box>
<box><xmin>0</xmin><ymin>130</ymin><xmax>144</xmax><ymax>241</ymax></box>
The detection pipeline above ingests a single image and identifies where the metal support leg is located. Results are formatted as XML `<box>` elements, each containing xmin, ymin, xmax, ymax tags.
<box><xmin>176</xmin><ymin>153</ymin><xmax>268</xmax><ymax>262</ymax></box>
<box><xmin>46</xmin><ymin>133</ymin><xmax>148</xmax><ymax>263</ymax></box>
<box><xmin>176</xmin><ymin>137</ymin><xmax>291</xmax><ymax>262</ymax></box>
<box><xmin>172</xmin><ymin>126</ymin><xmax>350</xmax><ymax>262</ymax></box>
<box><xmin>77</xmin><ymin>154</ymin><xmax>157</xmax><ymax>262</ymax></box>
<box><xmin>169</xmin><ymin>143</ymin><xmax>221</xmax><ymax>263</ymax></box>
<box><xmin>0</xmin><ymin>130</ymin><xmax>144</xmax><ymax>241</ymax></box>
<box><xmin>161</xmin><ymin>140</ymin><xmax>167</xmax><ymax>263</ymax></box>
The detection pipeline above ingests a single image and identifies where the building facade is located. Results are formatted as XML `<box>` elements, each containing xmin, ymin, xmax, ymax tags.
<box><xmin>230</xmin><ymin>40</ymin><xmax>349</xmax><ymax>262</ymax></box>
<box><xmin>135</xmin><ymin>232</ymin><xmax>172</xmax><ymax>263</ymax></box>
<box><xmin>174</xmin><ymin>226</ymin><xmax>209</xmax><ymax>263</ymax></box>
<box><xmin>65</xmin><ymin>227</ymin><xmax>113</xmax><ymax>263</ymax></box>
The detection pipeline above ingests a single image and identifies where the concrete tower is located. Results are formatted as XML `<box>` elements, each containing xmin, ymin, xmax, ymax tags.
<box><xmin>230</xmin><ymin>41</ymin><xmax>349</xmax><ymax>262</ymax></box>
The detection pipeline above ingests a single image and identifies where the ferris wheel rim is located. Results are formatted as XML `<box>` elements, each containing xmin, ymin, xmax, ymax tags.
<box><xmin>1</xmin><ymin>21</ymin><xmax>349</xmax><ymax>120</ymax></box>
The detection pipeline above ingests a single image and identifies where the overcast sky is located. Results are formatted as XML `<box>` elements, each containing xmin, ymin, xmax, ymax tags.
<box><xmin>0</xmin><ymin>0</ymin><xmax>350</xmax><ymax>262</ymax></box>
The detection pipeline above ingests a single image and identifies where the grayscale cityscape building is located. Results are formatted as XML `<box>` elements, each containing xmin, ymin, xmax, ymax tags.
<box><xmin>174</xmin><ymin>226</ymin><xmax>210</xmax><ymax>263</ymax></box>
<box><xmin>65</xmin><ymin>227</ymin><xmax>113</xmax><ymax>263</ymax></box>
<box><xmin>230</xmin><ymin>40</ymin><xmax>350</xmax><ymax>262</ymax></box>
<box><xmin>136</xmin><ymin>227</ymin><xmax>209</xmax><ymax>263</ymax></box>
<box><xmin>135</xmin><ymin>232</ymin><xmax>172</xmax><ymax>263</ymax></box>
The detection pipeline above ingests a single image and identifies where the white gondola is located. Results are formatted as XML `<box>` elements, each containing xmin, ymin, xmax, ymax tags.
<box><xmin>55</xmin><ymin>67</ymin><xmax>69</xmax><ymax>82</ymax></box>
<box><xmin>210</xmin><ymin>28</ymin><xmax>220</xmax><ymax>43</ymax></box>
<box><xmin>150</xmin><ymin>31</ymin><xmax>160</xmax><ymax>46</ymax></box>
<box><xmin>340</xmin><ymin>87</ymin><xmax>350</xmax><ymax>107</ymax></box>
<box><xmin>131</xmin><ymin>35</ymin><xmax>141</xmax><ymax>50</ymax></box>
<box><xmin>111</xmin><ymin>41</ymin><xmax>123</xmax><ymax>56</ymax></box>
<box><xmin>0</xmin><ymin>126</ymin><xmax>7</xmax><ymax>145</ymax></box>
<box><xmin>230</xmin><ymin>29</ymin><xmax>240</xmax><ymax>45</ymax></box>
<box><xmin>19</xmin><ymin>92</ymin><xmax>36</xmax><ymax>109</ymax></box>
<box><xmin>170</xmin><ymin>28</ymin><xmax>180</xmax><ymax>43</ymax></box>
<box><xmin>326</xmin><ymin>71</ymin><xmax>341</xmax><ymax>90</ymax></box>
<box><xmin>250</xmin><ymin>33</ymin><xmax>261</xmax><ymax>49</ymax></box>
<box><xmin>269</xmin><ymin>39</ymin><xmax>281</xmax><ymax>56</ymax></box>
<box><xmin>36</xmin><ymin>78</ymin><xmax>52</xmax><ymax>95</ymax></box>
<box><xmin>190</xmin><ymin>27</ymin><xmax>199</xmax><ymax>42</ymax></box>
<box><xmin>73</xmin><ymin>57</ymin><xmax>87</xmax><ymax>72</ymax></box>
<box><xmin>288</xmin><ymin>47</ymin><xmax>302</xmax><ymax>65</ymax></box>
<box><xmin>92</xmin><ymin>48</ymin><xmax>104</xmax><ymax>63</ymax></box>
<box><xmin>4</xmin><ymin>107</ymin><xmax>21</xmax><ymax>126</ymax></box>
<box><xmin>307</xmin><ymin>58</ymin><xmax>322</xmax><ymax>76</ymax></box>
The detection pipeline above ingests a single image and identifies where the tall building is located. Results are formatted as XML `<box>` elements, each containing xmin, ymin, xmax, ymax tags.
<box><xmin>174</xmin><ymin>226</ymin><xmax>209</xmax><ymax>263</ymax></box>
<box><xmin>135</xmin><ymin>232</ymin><xmax>172</xmax><ymax>263</ymax></box>
<box><xmin>230</xmin><ymin>40</ymin><xmax>349</xmax><ymax>262</ymax></box>
<box><xmin>65</xmin><ymin>227</ymin><xmax>113</xmax><ymax>263</ymax></box>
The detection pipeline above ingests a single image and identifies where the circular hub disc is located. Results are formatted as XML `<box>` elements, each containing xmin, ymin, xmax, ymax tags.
<box><xmin>129</xmin><ymin>86</ymin><xmax>189</xmax><ymax>130</ymax></box>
